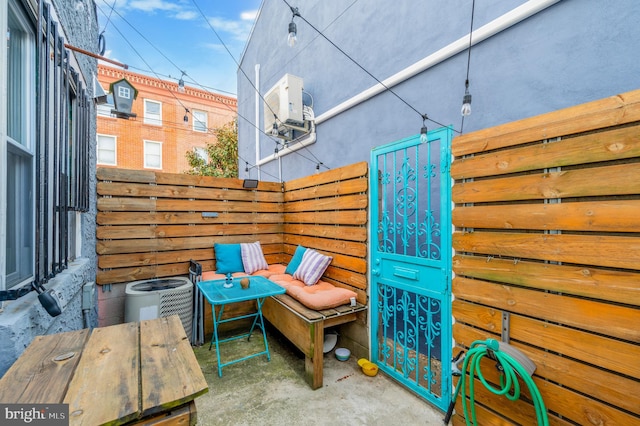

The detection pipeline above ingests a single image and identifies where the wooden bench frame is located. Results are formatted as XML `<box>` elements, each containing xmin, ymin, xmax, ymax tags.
<box><xmin>262</xmin><ymin>293</ymin><xmax>366</xmax><ymax>390</ymax></box>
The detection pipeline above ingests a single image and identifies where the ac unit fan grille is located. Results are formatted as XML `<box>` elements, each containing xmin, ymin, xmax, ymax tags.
<box><xmin>159</xmin><ymin>287</ymin><xmax>193</xmax><ymax>338</ymax></box>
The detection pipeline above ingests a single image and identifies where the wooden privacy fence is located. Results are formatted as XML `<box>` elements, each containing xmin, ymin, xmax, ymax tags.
<box><xmin>96</xmin><ymin>170</ymin><xmax>285</xmax><ymax>283</ymax></box>
<box><xmin>96</xmin><ymin>162</ymin><xmax>369</xmax><ymax>333</ymax></box>
<box><xmin>450</xmin><ymin>90</ymin><xmax>640</xmax><ymax>425</ymax></box>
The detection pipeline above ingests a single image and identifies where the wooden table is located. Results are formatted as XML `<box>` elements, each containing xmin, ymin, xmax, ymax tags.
<box><xmin>0</xmin><ymin>315</ymin><xmax>208</xmax><ymax>425</ymax></box>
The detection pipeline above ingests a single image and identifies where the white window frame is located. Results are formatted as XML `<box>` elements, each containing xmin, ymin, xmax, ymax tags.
<box><xmin>144</xmin><ymin>140</ymin><xmax>163</xmax><ymax>169</ymax></box>
<box><xmin>192</xmin><ymin>109</ymin><xmax>208</xmax><ymax>133</ymax></box>
<box><xmin>97</xmin><ymin>134</ymin><xmax>117</xmax><ymax>165</ymax></box>
<box><xmin>1</xmin><ymin>0</ymin><xmax>36</xmax><ymax>291</ymax></box>
<box><xmin>194</xmin><ymin>146</ymin><xmax>208</xmax><ymax>163</ymax></box>
<box><xmin>143</xmin><ymin>99</ymin><xmax>162</xmax><ymax>126</ymax></box>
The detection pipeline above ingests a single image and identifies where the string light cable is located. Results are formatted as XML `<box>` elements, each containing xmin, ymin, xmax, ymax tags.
<box><xmin>261</xmin><ymin>0</ymin><xmax>359</xmax><ymax>89</ymax></box>
<box><xmin>460</xmin><ymin>0</ymin><xmax>476</xmax><ymax>133</ymax></box>
<box><xmin>98</xmin><ymin>0</ymin><xmax>117</xmax><ymax>55</ymax></box>
<box><xmin>96</xmin><ymin>1</ymin><xmax>331</xmax><ymax>174</ymax></box>
<box><xmin>189</xmin><ymin>0</ymin><xmax>282</xmax><ymax>128</ymax></box>
<box><xmin>281</xmin><ymin>0</ymin><xmax>458</xmax><ymax>136</ymax></box>
<box><xmin>188</xmin><ymin>0</ymin><xmax>330</xmax><ymax>171</ymax></box>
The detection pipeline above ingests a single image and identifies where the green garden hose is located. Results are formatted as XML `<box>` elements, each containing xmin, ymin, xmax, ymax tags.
<box><xmin>444</xmin><ymin>339</ymin><xmax>548</xmax><ymax>426</ymax></box>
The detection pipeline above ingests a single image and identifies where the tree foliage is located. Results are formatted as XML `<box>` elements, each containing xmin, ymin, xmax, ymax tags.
<box><xmin>185</xmin><ymin>119</ymin><xmax>238</xmax><ymax>177</ymax></box>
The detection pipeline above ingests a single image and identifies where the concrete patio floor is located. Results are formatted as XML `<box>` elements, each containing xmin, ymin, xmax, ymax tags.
<box><xmin>192</xmin><ymin>326</ymin><xmax>445</xmax><ymax>425</ymax></box>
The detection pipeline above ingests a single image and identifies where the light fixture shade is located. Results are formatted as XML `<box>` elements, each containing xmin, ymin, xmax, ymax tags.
<box><xmin>288</xmin><ymin>22</ymin><xmax>297</xmax><ymax>47</ymax></box>
<box><xmin>461</xmin><ymin>92</ymin><xmax>472</xmax><ymax>117</ymax></box>
<box><xmin>243</xmin><ymin>179</ymin><xmax>259</xmax><ymax>189</ymax></box>
<box><xmin>420</xmin><ymin>125</ymin><xmax>428</xmax><ymax>143</ymax></box>
<box><xmin>178</xmin><ymin>78</ymin><xmax>185</xmax><ymax>93</ymax></box>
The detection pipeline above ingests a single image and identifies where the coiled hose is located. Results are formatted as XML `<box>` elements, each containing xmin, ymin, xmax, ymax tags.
<box><xmin>444</xmin><ymin>338</ymin><xmax>548</xmax><ymax>425</ymax></box>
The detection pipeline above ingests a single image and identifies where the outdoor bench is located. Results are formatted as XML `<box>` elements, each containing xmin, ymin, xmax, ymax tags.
<box><xmin>192</xmin><ymin>262</ymin><xmax>366</xmax><ymax>389</ymax></box>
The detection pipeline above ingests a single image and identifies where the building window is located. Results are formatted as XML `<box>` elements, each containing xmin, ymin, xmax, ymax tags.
<box><xmin>3</xmin><ymin>0</ymin><xmax>36</xmax><ymax>289</ymax></box>
<box><xmin>2</xmin><ymin>1</ymin><xmax>91</xmax><ymax>294</ymax></box>
<box><xmin>192</xmin><ymin>110</ymin><xmax>208</xmax><ymax>132</ymax></box>
<box><xmin>144</xmin><ymin>99</ymin><xmax>162</xmax><ymax>125</ymax></box>
<box><xmin>97</xmin><ymin>134</ymin><xmax>117</xmax><ymax>165</ymax></box>
<box><xmin>194</xmin><ymin>147</ymin><xmax>208</xmax><ymax>163</ymax></box>
<box><xmin>118</xmin><ymin>86</ymin><xmax>131</xmax><ymax>99</ymax></box>
<box><xmin>144</xmin><ymin>140</ymin><xmax>162</xmax><ymax>169</ymax></box>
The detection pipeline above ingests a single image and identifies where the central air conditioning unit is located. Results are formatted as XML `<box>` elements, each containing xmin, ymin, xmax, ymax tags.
<box><xmin>264</xmin><ymin>73</ymin><xmax>309</xmax><ymax>139</ymax></box>
<box><xmin>125</xmin><ymin>277</ymin><xmax>193</xmax><ymax>340</ymax></box>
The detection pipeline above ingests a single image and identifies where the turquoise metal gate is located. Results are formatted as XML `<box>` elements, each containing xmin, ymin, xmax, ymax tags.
<box><xmin>369</xmin><ymin>127</ymin><xmax>452</xmax><ymax>410</ymax></box>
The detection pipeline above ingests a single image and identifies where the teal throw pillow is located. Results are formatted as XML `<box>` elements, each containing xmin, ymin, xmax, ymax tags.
<box><xmin>214</xmin><ymin>243</ymin><xmax>244</xmax><ymax>273</ymax></box>
<box><xmin>285</xmin><ymin>245</ymin><xmax>307</xmax><ymax>275</ymax></box>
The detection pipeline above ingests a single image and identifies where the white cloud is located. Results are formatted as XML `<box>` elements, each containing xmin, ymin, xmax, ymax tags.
<box><xmin>175</xmin><ymin>10</ymin><xmax>198</xmax><ymax>20</ymax></box>
<box><xmin>207</xmin><ymin>15</ymin><xmax>255</xmax><ymax>42</ymax></box>
<box><xmin>128</xmin><ymin>0</ymin><xmax>180</xmax><ymax>13</ymax></box>
<box><xmin>240</xmin><ymin>10</ymin><xmax>258</xmax><ymax>21</ymax></box>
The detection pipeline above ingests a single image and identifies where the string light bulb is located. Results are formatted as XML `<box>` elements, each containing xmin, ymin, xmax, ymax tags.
<box><xmin>183</xmin><ymin>108</ymin><xmax>189</xmax><ymax>123</ymax></box>
<box><xmin>287</xmin><ymin>7</ymin><xmax>300</xmax><ymax>48</ymax></box>
<box><xmin>288</xmin><ymin>22</ymin><xmax>297</xmax><ymax>47</ymax></box>
<box><xmin>461</xmin><ymin>1</ymin><xmax>475</xmax><ymax>121</ymax></box>
<box><xmin>420</xmin><ymin>114</ymin><xmax>428</xmax><ymax>143</ymax></box>
<box><xmin>177</xmin><ymin>71</ymin><xmax>186</xmax><ymax>93</ymax></box>
<box><xmin>271</xmin><ymin>121</ymin><xmax>279</xmax><ymax>136</ymax></box>
<box><xmin>461</xmin><ymin>80</ymin><xmax>472</xmax><ymax>117</ymax></box>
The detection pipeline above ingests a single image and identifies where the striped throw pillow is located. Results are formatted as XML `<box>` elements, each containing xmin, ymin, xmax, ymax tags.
<box><xmin>240</xmin><ymin>241</ymin><xmax>269</xmax><ymax>274</ymax></box>
<box><xmin>293</xmin><ymin>248</ymin><xmax>332</xmax><ymax>286</ymax></box>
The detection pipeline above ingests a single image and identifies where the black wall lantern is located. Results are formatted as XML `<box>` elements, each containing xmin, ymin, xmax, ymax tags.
<box><xmin>109</xmin><ymin>78</ymin><xmax>138</xmax><ymax>119</ymax></box>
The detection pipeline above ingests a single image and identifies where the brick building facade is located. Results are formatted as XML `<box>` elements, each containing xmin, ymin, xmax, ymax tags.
<box><xmin>96</xmin><ymin>64</ymin><xmax>237</xmax><ymax>174</ymax></box>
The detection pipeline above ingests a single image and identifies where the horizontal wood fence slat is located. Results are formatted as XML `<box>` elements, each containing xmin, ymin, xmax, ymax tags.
<box><xmin>453</xmin><ymin>199</ymin><xmax>640</xmax><ymax>233</ymax></box>
<box><xmin>97</xmin><ymin>182</ymin><xmax>284</xmax><ymax>202</ymax></box>
<box><xmin>97</xmin><ymin>198</ymin><xmax>283</xmax><ymax>213</ymax></box>
<box><xmin>453</xmin><ymin>254</ymin><xmax>640</xmax><ymax>306</ymax></box>
<box><xmin>451</xmin><ymin>89</ymin><xmax>640</xmax><ymax>424</ymax></box>
<box><xmin>454</xmin><ymin>231</ymin><xmax>640</xmax><ymax>271</ymax></box>
<box><xmin>452</xmin><ymin>162</ymin><xmax>640</xmax><ymax>204</ymax></box>
<box><xmin>97</xmin><ymin>223</ymin><xmax>284</xmax><ymax>240</ymax></box>
<box><xmin>284</xmin><ymin>177</ymin><xmax>368</xmax><ymax>202</ymax></box>
<box><xmin>97</xmin><ymin>212</ymin><xmax>283</xmax><ymax>225</ymax></box>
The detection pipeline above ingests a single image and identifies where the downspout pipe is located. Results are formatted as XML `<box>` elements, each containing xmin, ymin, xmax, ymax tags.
<box><xmin>254</xmin><ymin>64</ymin><xmax>261</xmax><ymax>179</ymax></box>
<box><xmin>314</xmin><ymin>0</ymin><xmax>561</xmax><ymax>125</ymax></box>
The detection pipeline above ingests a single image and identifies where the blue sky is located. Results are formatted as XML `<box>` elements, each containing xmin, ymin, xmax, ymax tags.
<box><xmin>97</xmin><ymin>0</ymin><xmax>263</xmax><ymax>96</ymax></box>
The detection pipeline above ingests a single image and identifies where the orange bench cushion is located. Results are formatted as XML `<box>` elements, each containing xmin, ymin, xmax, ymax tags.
<box><xmin>200</xmin><ymin>264</ymin><xmax>356</xmax><ymax>310</ymax></box>
<box><xmin>268</xmin><ymin>273</ymin><xmax>356</xmax><ymax>310</ymax></box>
